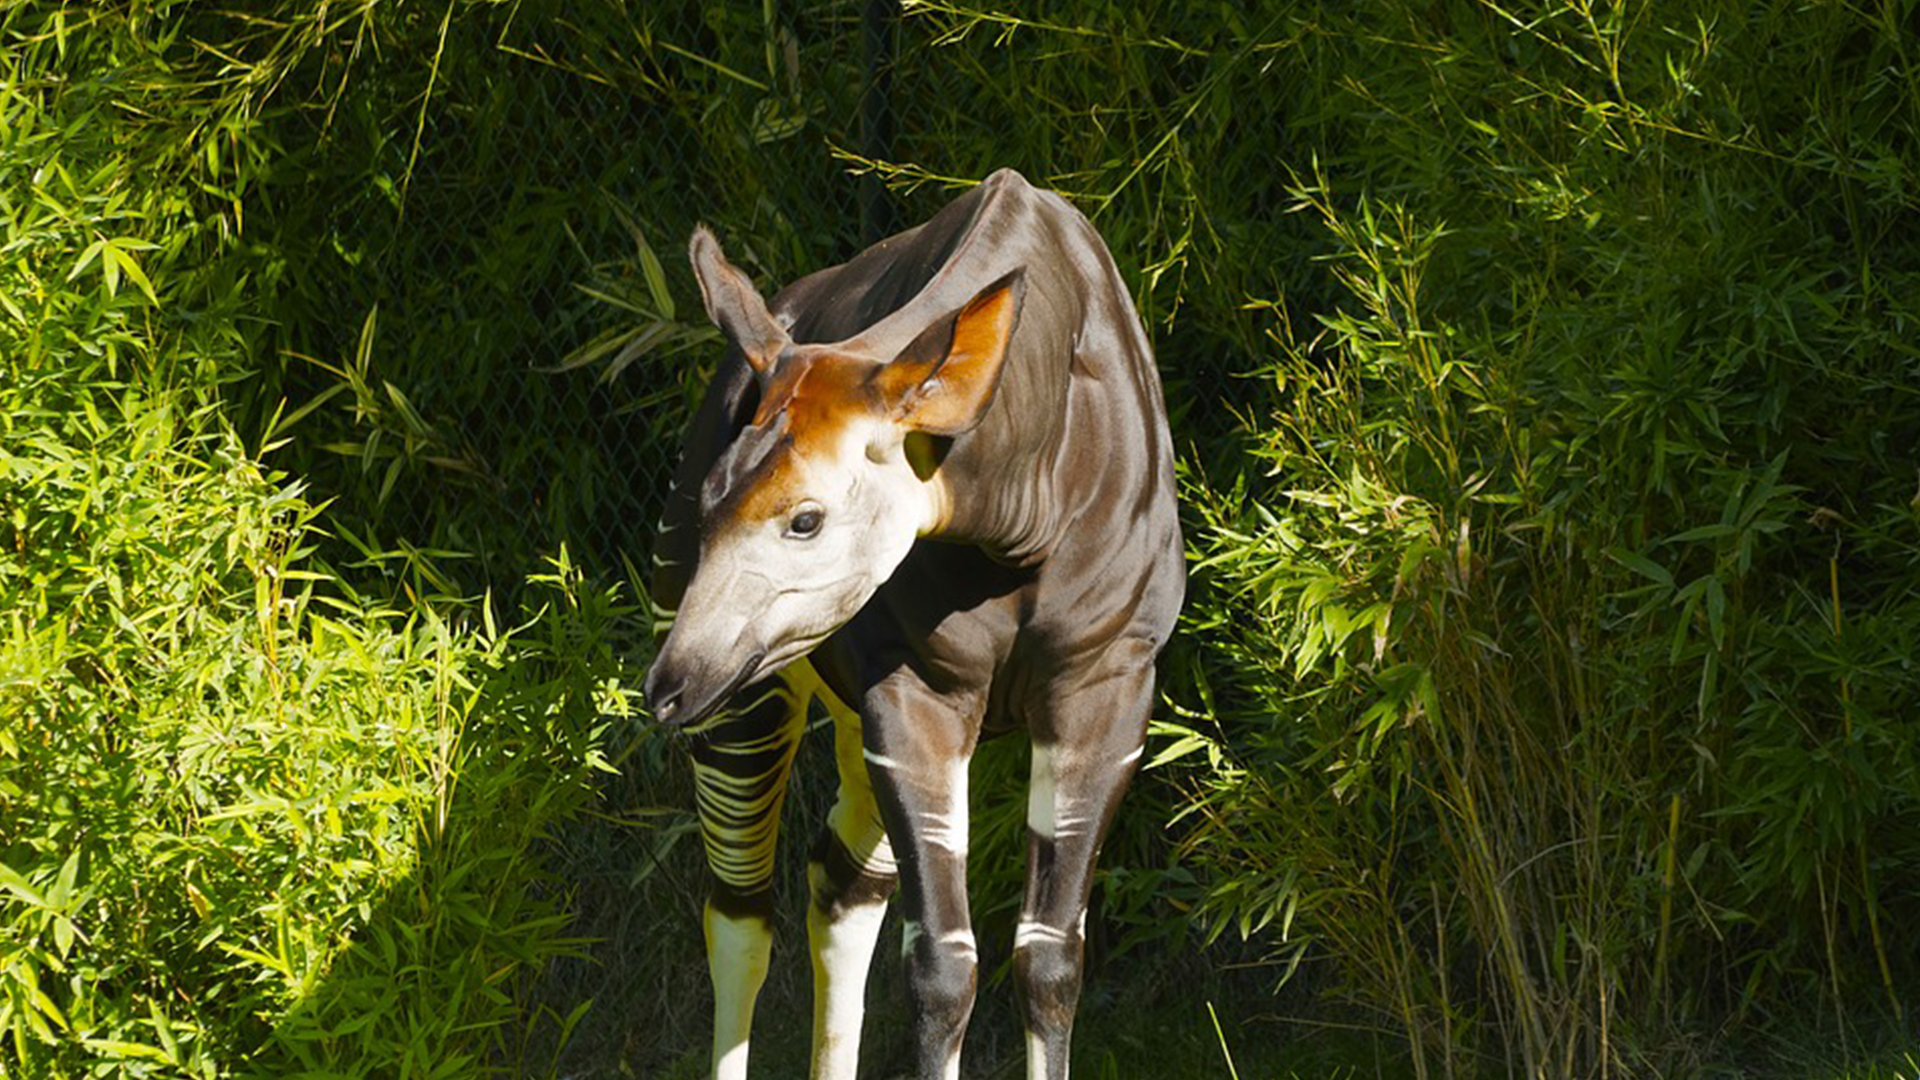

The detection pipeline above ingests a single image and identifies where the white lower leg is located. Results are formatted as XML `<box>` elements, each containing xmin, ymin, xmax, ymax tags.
<box><xmin>808</xmin><ymin>892</ymin><xmax>889</xmax><ymax>1080</ymax></box>
<box><xmin>705</xmin><ymin>903</ymin><xmax>773</xmax><ymax>1080</ymax></box>
<box><xmin>810</xmin><ymin>693</ymin><xmax>896</xmax><ymax>1079</ymax></box>
<box><xmin>1026</xmin><ymin>1029</ymin><xmax>1054</xmax><ymax>1080</ymax></box>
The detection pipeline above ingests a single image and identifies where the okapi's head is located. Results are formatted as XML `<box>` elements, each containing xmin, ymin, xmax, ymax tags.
<box><xmin>644</xmin><ymin>227</ymin><xmax>1026</xmax><ymax>727</ymax></box>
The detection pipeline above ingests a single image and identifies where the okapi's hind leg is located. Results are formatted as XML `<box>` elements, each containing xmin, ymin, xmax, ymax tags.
<box><xmin>688</xmin><ymin>670</ymin><xmax>810</xmax><ymax>1080</ymax></box>
<box><xmin>1018</xmin><ymin>650</ymin><xmax>1156</xmax><ymax>1080</ymax></box>
<box><xmin>802</xmin><ymin>670</ymin><xmax>898</xmax><ymax>1080</ymax></box>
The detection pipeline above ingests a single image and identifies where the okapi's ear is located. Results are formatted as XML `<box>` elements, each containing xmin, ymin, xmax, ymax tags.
<box><xmin>873</xmin><ymin>268</ymin><xmax>1026</xmax><ymax>437</ymax></box>
<box><xmin>689</xmin><ymin>225</ymin><xmax>789</xmax><ymax>376</ymax></box>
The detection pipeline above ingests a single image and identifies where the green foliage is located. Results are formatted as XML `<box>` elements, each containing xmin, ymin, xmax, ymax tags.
<box><xmin>1146</xmin><ymin>4</ymin><xmax>1920</xmax><ymax>1076</ymax></box>
<box><xmin>231</xmin><ymin>0</ymin><xmax>872</xmax><ymax>586</ymax></box>
<box><xmin>0</xmin><ymin>9</ymin><xmax>648</xmax><ymax>1078</ymax></box>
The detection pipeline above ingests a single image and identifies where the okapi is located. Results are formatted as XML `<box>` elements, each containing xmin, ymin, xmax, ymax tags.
<box><xmin>643</xmin><ymin>168</ymin><xmax>1183</xmax><ymax>1080</ymax></box>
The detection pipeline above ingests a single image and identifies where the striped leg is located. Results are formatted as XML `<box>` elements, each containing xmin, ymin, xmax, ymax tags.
<box><xmin>899</xmin><ymin>755</ymin><xmax>978</xmax><ymax>1080</ymax></box>
<box><xmin>1018</xmin><ymin>661</ymin><xmax>1154</xmax><ymax>1080</ymax></box>
<box><xmin>805</xmin><ymin>677</ymin><xmax>897</xmax><ymax>1080</ymax></box>
<box><xmin>687</xmin><ymin>671</ymin><xmax>810</xmax><ymax>1080</ymax></box>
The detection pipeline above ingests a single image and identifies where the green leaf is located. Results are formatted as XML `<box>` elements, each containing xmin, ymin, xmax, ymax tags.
<box><xmin>637</xmin><ymin>229</ymin><xmax>673</xmax><ymax>319</ymax></box>
<box><xmin>1608</xmin><ymin>547</ymin><xmax>1673</xmax><ymax>589</ymax></box>
<box><xmin>378</xmin><ymin>454</ymin><xmax>405</xmax><ymax>505</ymax></box>
<box><xmin>1670</xmin><ymin>523</ymin><xmax>1738</xmax><ymax>544</ymax></box>
<box><xmin>1415</xmin><ymin>666</ymin><xmax>1443</xmax><ymax>728</ymax></box>
<box><xmin>1704</xmin><ymin>575</ymin><xmax>1726</xmax><ymax>648</ymax></box>
<box><xmin>267</xmin><ymin>382</ymin><xmax>350</xmax><ymax>440</ymax></box>
<box><xmin>0</xmin><ymin>860</ymin><xmax>49</xmax><ymax>908</ymax></box>
<box><xmin>147</xmin><ymin>1000</ymin><xmax>181</xmax><ymax>1064</ymax></box>
<box><xmin>81</xmin><ymin>1038</ymin><xmax>170</xmax><ymax>1062</ymax></box>
<box><xmin>1148</xmin><ymin>728</ymin><xmax>1213</xmax><ymax>770</ymax></box>
<box><xmin>67</xmin><ymin>236</ymin><xmax>106</xmax><ymax>281</ymax></box>
<box><xmin>104</xmin><ymin>240</ymin><xmax>159</xmax><ymax>304</ymax></box>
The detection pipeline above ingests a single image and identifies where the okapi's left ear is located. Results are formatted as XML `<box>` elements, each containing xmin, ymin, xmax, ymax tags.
<box><xmin>689</xmin><ymin>225</ymin><xmax>790</xmax><ymax>376</ymax></box>
<box><xmin>873</xmin><ymin>268</ymin><xmax>1026</xmax><ymax>437</ymax></box>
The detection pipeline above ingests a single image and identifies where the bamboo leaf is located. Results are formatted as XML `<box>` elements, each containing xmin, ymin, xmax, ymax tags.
<box><xmin>1607</xmin><ymin>547</ymin><xmax>1673</xmax><ymax>589</ymax></box>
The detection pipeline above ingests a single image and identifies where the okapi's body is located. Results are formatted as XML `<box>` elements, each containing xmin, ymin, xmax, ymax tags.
<box><xmin>645</xmin><ymin>169</ymin><xmax>1183</xmax><ymax>1080</ymax></box>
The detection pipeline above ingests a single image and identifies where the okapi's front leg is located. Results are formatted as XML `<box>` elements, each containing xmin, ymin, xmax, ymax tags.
<box><xmin>1018</xmin><ymin>651</ymin><xmax>1156</xmax><ymax>1080</ymax></box>
<box><xmin>864</xmin><ymin>676</ymin><xmax>983</xmax><ymax>1080</ymax></box>
<box><xmin>803</xmin><ymin>673</ymin><xmax>898</xmax><ymax>1080</ymax></box>
<box><xmin>687</xmin><ymin>673</ymin><xmax>809</xmax><ymax>1080</ymax></box>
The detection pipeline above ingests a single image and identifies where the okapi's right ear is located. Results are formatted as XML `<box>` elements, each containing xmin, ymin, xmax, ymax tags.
<box><xmin>689</xmin><ymin>226</ymin><xmax>789</xmax><ymax>376</ymax></box>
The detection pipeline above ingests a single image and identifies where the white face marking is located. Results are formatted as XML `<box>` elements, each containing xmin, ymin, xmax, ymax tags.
<box><xmin>745</xmin><ymin>419</ymin><xmax>936</xmax><ymax>636</ymax></box>
<box><xmin>659</xmin><ymin>417</ymin><xmax>942</xmax><ymax>705</ymax></box>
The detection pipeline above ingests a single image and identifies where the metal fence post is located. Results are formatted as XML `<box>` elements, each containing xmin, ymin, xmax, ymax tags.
<box><xmin>860</xmin><ymin>0</ymin><xmax>899</xmax><ymax>246</ymax></box>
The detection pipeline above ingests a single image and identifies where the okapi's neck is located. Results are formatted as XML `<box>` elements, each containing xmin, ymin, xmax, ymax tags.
<box><xmin>920</xmin><ymin>300</ymin><xmax>1073</xmax><ymax>567</ymax></box>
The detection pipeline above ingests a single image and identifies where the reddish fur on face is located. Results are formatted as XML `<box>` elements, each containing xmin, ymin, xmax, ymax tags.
<box><xmin>714</xmin><ymin>263</ymin><xmax>1019</xmax><ymax>535</ymax></box>
<box><xmin>726</xmin><ymin>349</ymin><xmax>887</xmax><ymax>524</ymax></box>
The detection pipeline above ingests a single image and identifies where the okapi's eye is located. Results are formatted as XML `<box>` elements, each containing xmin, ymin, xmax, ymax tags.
<box><xmin>786</xmin><ymin>504</ymin><xmax>824</xmax><ymax>539</ymax></box>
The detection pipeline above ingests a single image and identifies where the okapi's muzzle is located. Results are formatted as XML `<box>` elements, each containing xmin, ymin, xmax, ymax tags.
<box><xmin>644</xmin><ymin>643</ymin><xmax>765</xmax><ymax>729</ymax></box>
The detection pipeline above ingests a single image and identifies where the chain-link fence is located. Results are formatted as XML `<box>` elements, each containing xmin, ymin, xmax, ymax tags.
<box><xmin>258</xmin><ymin>0</ymin><xmax>1277</xmax><ymax>600</ymax></box>
<box><xmin>255</xmin><ymin>2</ymin><xmax>890</xmax><ymax>594</ymax></box>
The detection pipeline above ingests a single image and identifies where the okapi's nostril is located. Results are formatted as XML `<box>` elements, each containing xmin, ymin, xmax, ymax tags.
<box><xmin>644</xmin><ymin>668</ymin><xmax>684</xmax><ymax>724</ymax></box>
<box><xmin>651</xmin><ymin>690</ymin><xmax>682</xmax><ymax>724</ymax></box>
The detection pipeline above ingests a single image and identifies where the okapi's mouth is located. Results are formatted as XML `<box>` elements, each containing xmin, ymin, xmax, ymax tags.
<box><xmin>645</xmin><ymin>648</ymin><xmax>765</xmax><ymax>730</ymax></box>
